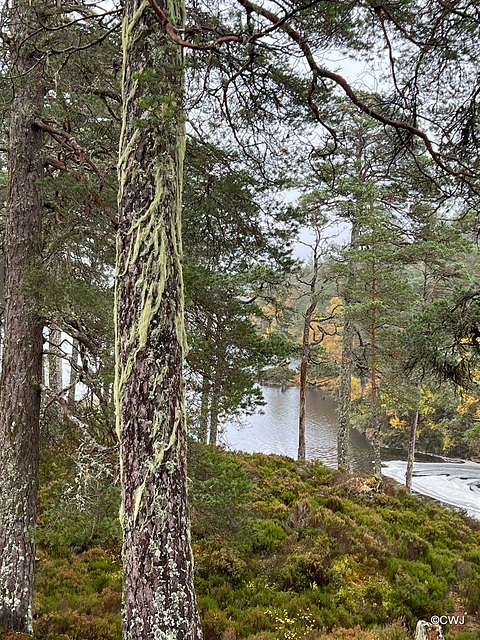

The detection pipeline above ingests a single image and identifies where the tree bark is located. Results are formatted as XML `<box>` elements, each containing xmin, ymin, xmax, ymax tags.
<box><xmin>48</xmin><ymin>324</ymin><xmax>63</xmax><ymax>394</ymax></box>
<box><xmin>337</xmin><ymin>219</ymin><xmax>359</xmax><ymax>471</ymax></box>
<box><xmin>298</xmin><ymin>300</ymin><xmax>316</xmax><ymax>461</ymax></box>
<box><xmin>371</xmin><ymin>410</ymin><xmax>382</xmax><ymax>477</ymax></box>
<box><xmin>298</xmin><ymin>230</ymin><xmax>322</xmax><ymax>461</ymax></box>
<box><xmin>68</xmin><ymin>337</ymin><xmax>79</xmax><ymax>405</ymax></box>
<box><xmin>116</xmin><ymin>0</ymin><xmax>202</xmax><ymax>638</ymax></box>
<box><xmin>199</xmin><ymin>375</ymin><xmax>209</xmax><ymax>443</ymax></box>
<box><xmin>337</xmin><ymin>319</ymin><xmax>354</xmax><ymax>469</ymax></box>
<box><xmin>0</xmin><ymin>3</ymin><xmax>45</xmax><ymax>631</ymax></box>
<box><xmin>406</xmin><ymin>385</ymin><xmax>421</xmax><ymax>493</ymax></box>
<box><xmin>370</xmin><ymin>242</ymin><xmax>382</xmax><ymax>477</ymax></box>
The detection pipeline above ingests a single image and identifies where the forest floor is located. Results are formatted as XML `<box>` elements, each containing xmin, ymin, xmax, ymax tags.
<box><xmin>7</xmin><ymin>441</ymin><xmax>480</xmax><ymax>640</ymax></box>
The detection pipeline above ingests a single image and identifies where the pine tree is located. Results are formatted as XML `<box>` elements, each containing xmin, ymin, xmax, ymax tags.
<box><xmin>0</xmin><ymin>0</ymin><xmax>45</xmax><ymax>630</ymax></box>
<box><xmin>115</xmin><ymin>0</ymin><xmax>202</xmax><ymax>636</ymax></box>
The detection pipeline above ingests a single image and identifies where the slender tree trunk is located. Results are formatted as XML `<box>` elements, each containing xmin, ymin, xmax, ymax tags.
<box><xmin>298</xmin><ymin>359</ymin><xmax>307</xmax><ymax>461</ymax></box>
<box><xmin>337</xmin><ymin>319</ymin><xmax>354</xmax><ymax>469</ymax></box>
<box><xmin>371</xmin><ymin>410</ymin><xmax>382</xmax><ymax>477</ymax></box>
<box><xmin>68</xmin><ymin>337</ymin><xmax>79</xmax><ymax>404</ymax></box>
<box><xmin>406</xmin><ymin>385</ymin><xmax>421</xmax><ymax>493</ymax></box>
<box><xmin>298</xmin><ymin>231</ymin><xmax>323</xmax><ymax>461</ymax></box>
<box><xmin>299</xmin><ymin>300</ymin><xmax>316</xmax><ymax>461</ymax></box>
<box><xmin>0</xmin><ymin>4</ymin><xmax>45</xmax><ymax>630</ymax></box>
<box><xmin>337</xmin><ymin>219</ymin><xmax>359</xmax><ymax>470</ymax></box>
<box><xmin>370</xmin><ymin>259</ymin><xmax>382</xmax><ymax>476</ymax></box>
<box><xmin>116</xmin><ymin>1</ymin><xmax>202</xmax><ymax>637</ymax></box>
<box><xmin>0</xmin><ymin>254</ymin><xmax>5</xmax><ymax>369</ymax></box>
<box><xmin>48</xmin><ymin>324</ymin><xmax>63</xmax><ymax>394</ymax></box>
<box><xmin>209</xmin><ymin>372</ymin><xmax>220</xmax><ymax>445</ymax></box>
<box><xmin>199</xmin><ymin>375</ymin><xmax>209</xmax><ymax>443</ymax></box>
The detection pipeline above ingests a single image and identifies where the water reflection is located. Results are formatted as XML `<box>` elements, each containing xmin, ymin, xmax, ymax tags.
<box><xmin>222</xmin><ymin>386</ymin><xmax>375</xmax><ymax>473</ymax></box>
<box><xmin>222</xmin><ymin>386</ymin><xmax>480</xmax><ymax>520</ymax></box>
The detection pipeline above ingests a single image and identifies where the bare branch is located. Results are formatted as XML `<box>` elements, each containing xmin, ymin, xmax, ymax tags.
<box><xmin>147</xmin><ymin>0</ymin><xmax>243</xmax><ymax>50</ymax></box>
<box><xmin>235</xmin><ymin>0</ymin><xmax>476</xmax><ymax>180</ymax></box>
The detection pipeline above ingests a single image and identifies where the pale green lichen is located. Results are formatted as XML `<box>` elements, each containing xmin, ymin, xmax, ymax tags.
<box><xmin>133</xmin><ymin>478</ymin><xmax>146</xmax><ymax>525</ymax></box>
<box><xmin>115</xmin><ymin>0</ymin><xmax>201</xmax><ymax>634</ymax></box>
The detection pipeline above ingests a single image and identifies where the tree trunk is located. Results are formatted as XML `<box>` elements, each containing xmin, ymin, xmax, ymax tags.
<box><xmin>371</xmin><ymin>411</ymin><xmax>382</xmax><ymax>477</ymax></box>
<box><xmin>48</xmin><ymin>324</ymin><xmax>63</xmax><ymax>394</ymax></box>
<box><xmin>298</xmin><ymin>300</ymin><xmax>316</xmax><ymax>461</ymax></box>
<box><xmin>68</xmin><ymin>337</ymin><xmax>79</xmax><ymax>404</ymax></box>
<box><xmin>337</xmin><ymin>319</ymin><xmax>354</xmax><ymax>469</ymax></box>
<box><xmin>406</xmin><ymin>386</ymin><xmax>421</xmax><ymax>493</ymax></box>
<box><xmin>0</xmin><ymin>253</ymin><xmax>5</xmax><ymax>367</ymax></box>
<box><xmin>209</xmin><ymin>374</ymin><xmax>220</xmax><ymax>446</ymax></box>
<box><xmin>370</xmin><ymin>247</ymin><xmax>382</xmax><ymax>477</ymax></box>
<box><xmin>337</xmin><ymin>219</ymin><xmax>359</xmax><ymax>471</ymax></box>
<box><xmin>370</xmin><ymin>359</ymin><xmax>382</xmax><ymax>477</ymax></box>
<box><xmin>0</xmin><ymin>4</ymin><xmax>45</xmax><ymax>631</ymax></box>
<box><xmin>199</xmin><ymin>375</ymin><xmax>209</xmax><ymax>443</ymax></box>
<box><xmin>298</xmin><ymin>360</ymin><xmax>307</xmax><ymax>460</ymax></box>
<box><xmin>298</xmin><ymin>230</ymin><xmax>322</xmax><ymax>462</ymax></box>
<box><xmin>116</xmin><ymin>1</ymin><xmax>202</xmax><ymax>638</ymax></box>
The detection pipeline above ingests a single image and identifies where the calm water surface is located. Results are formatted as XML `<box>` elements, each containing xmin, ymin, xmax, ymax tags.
<box><xmin>222</xmin><ymin>386</ymin><xmax>376</xmax><ymax>473</ymax></box>
<box><xmin>222</xmin><ymin>386</ymin><xmax>480</xmax><ymax>519</ymax></box>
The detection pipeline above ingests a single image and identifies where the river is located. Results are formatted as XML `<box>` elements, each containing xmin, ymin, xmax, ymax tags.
<box><xmin>222</xmin><ymin>386</ymin><xmax>480</xmax><ymax>520</ymax></box>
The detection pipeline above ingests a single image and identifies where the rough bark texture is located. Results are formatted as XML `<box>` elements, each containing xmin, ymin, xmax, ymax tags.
<box><xmin>298</xmin><ymin>359</ymin><xmax>307</xmax><ymax>461</ymax></box>
<box><xmin>0</xmin><ymin>4</ymin><xmax>45</xmax><ymax>630</ymax></box>
<box><xmin>48</xmin><ymin>324</ymin><xmax>63</xmax><ymax>394</ymax></box>
<box><xmin>116</xmin><ymin>0</ymin><xmax>202</xmax><ymax>638</ymax></box>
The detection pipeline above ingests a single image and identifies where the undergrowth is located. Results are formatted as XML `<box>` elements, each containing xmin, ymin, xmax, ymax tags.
<box><xmin>29</xmin><ymin>440</ymin><xmax>480</xmax><ymax>640</ymax></box>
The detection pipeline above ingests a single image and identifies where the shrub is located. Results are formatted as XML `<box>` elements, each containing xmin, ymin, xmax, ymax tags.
<box><xmin>253</xmin><ymin>520</ymin><xmax>287</xmax><ymax>552</ymax></box>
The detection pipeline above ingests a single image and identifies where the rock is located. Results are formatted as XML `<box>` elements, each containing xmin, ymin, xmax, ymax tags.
<box><xmin>414</xmin><ymin>620</ymin><xmax>445</xmax><ymax>640</ymax></box>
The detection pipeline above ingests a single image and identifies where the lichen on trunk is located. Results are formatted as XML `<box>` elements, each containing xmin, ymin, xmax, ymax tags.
<box><xmin>48</xmin><ymin>324</ymin><xmax>63</xmax><ymax>394</ymax></box>
<box><xmin>116</xmin><ymin>0</ymin><xmax>202</xmax><ymax>638</ymax></box>
<box><xmin>0</xmin><ymin>1</ymin><xmax>45</xmax><ymax>630</ymax></box>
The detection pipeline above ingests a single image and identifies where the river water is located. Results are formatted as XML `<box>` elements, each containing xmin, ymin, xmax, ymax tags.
<box><xmin>222</xmin><ymin>386</ymin><xmax>480</xmax><ymax>520</ymax></box>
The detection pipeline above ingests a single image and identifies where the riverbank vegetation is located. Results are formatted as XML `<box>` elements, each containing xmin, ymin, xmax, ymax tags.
<box><xmin>25</xmin><ymin>440</ymin><xmax>480</xmax><ymax>640</ymax></box>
